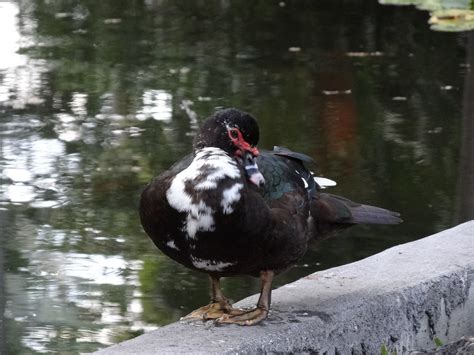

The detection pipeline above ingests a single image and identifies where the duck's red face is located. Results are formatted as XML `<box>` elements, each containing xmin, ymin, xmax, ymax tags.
<box><xmin>226</xmin><ymin>127</ymin><xmax>259</xmax><ymax>157</ymax></box>
<box><xmin>226</xmin><ymin>126</ymin><xmax>265</xmax><ymax>188</ymax></box>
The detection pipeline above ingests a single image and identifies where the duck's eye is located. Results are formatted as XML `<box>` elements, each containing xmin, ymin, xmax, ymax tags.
<box><xmin>228</xmin><ymin>128</ymin><xmax>240</xmax><ymax>140</ymax></box>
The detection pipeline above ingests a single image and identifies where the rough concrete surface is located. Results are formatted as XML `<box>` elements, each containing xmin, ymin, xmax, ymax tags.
<box><xmin>94</xmin><ymin>221</ymin><xmax>474</xmax><ymax>354</ymax></box>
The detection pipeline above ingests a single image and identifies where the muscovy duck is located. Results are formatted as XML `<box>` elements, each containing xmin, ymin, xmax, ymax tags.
<box><xmin>139</xmin><ymin>108</ymin><xmax>401</xmax><ymax>325</ymax></box>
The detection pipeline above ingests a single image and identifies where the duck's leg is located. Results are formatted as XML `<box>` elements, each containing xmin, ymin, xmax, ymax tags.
<box><xmin>181</xmin><ymin>275</ymin><xmax>244</xmax><ymax>321</ymax></box>
<box><xmin>216</xmin><ymin>270</ymin><xmax>274</xmax><ymax>326</ymax></box>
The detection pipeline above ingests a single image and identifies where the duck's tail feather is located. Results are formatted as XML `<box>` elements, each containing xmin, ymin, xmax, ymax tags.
<box><xmin>310</xmin><ymin>193</ymin><xmax>402</xmax><ymax>227</ymax></box>
<box><xmin>348</xmin><ymin>204</ymin><xmax>402</xmax><ymax>225</ymax></box>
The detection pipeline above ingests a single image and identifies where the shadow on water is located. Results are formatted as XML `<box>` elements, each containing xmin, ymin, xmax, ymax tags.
<box><xmin>0</xmin><ymin>0</ymin><xmax>471</xmax><ymax>353</ymax></box>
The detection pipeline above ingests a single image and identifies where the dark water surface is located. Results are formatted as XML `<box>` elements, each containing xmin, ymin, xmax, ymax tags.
<box><xmin>0</xmin><ymin>0</ymin><xmax>473</xmax><ymax>353</ymax></box>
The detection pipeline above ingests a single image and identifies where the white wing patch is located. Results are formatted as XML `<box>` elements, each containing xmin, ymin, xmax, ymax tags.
<box><xmin>166</xmin><ymin>147</ymin><xmax>243</xmax><ymax>239</ymax></box>
<box><xmin>301</xmin><ymin>177</ymin><xmax>308</xmax><ymax>188</ymax></box>
<box><xmin>313</xmin><ymin>176</ymin><xmax>337</xmax><ymax>189</ymax></box>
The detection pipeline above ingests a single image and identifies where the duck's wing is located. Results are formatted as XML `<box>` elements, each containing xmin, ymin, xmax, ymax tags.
<box><xmin>257</xmin><ymin>149</ymin><xmax>316</xmax><ymax>202</ymax></box>
<box><xmin>259</xmin><ymin>147</ymin><xmax>402</xmax><ymax>228</ymax></box>
<box><xmin>271</xmin><ymin>146</ymin><xmax>315</xmax><ymax>164</ymax></box>
<box><xmin>269</xmin><ymin>146</ymin><xmax>337</xmax><ymax>188</ymax></box>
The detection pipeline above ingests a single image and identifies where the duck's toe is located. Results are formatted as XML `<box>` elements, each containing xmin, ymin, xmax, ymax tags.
<box><xmin>181</xmin><ymin>302</ymin><xmax>246</xmax><ymax>321</ymax></box>
<box><xmin>215</xmin><ymin>306</ymin><xmax>268</xmax><ymax>326</ymax></box>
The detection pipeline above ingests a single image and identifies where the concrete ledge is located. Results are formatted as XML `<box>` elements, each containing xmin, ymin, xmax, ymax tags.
<box><xmin>94</xmin><ymin>221</ymin><xmax>474</xmax><ymax>354</ymax></box>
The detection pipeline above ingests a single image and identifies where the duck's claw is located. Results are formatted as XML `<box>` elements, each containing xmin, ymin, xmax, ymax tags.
<box><xmin>215</xmin><ymin>306</ymin><xmax>268</xmax><ymax>326</ymax></box>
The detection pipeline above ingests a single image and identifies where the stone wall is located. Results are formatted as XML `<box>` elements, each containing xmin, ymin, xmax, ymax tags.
<box><xmin>94</xmin><ymin>221</ymin><xmax>474</xmax><ymax>354</ymax></box>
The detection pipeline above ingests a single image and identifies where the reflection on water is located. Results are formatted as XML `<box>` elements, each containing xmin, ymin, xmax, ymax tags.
<box><xmin>0</xmin><ymin>0</ymin><xmax>470</xmax><ymax>353</ymax></box>
<box><xmin>137</xmin><ymin>90</ymin><xmax>173</xmax><ymax>121</ymax></box>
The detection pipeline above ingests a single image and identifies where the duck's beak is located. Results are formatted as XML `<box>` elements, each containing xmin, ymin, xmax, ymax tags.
<box><xmin>243</xmin><ymin>153</ymin><xmax>265</xmax><ymax>188</ymax></box>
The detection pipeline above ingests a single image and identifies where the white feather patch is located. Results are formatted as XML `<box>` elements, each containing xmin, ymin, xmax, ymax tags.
<box><xmin>190</xmin><ymin>256</ymin><xmax>236</xmax><ymax>272</ymax></box>
<box><xmin>301</xmin><ymin>177</ymin><xmax>308</xmax><ymax>188</ymax></box>
<box><xmin>314</xmin><ymin>176</ymin><xmax>337</xmax><ymax>189</ymax></box>
<box><xmin>166</xmin><ymin>147</ymin><xmax>243</xmax><ymax>239</ymax></box>
<box><xmin>166</xmin><ymin>240</ymin><xmax>179</xmax><ymax>250</ymax></box>
<box><xmin>221</xmin><ymin>183</ymin><xmax>243</xmax><ymax>214</ymax></box>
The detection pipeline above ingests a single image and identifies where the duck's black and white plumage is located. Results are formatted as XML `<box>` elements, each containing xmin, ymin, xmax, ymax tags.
<box><xmin>139</xmin><ymin>108</ymin><xmax>401</xmax><ymax>325</ymax></box>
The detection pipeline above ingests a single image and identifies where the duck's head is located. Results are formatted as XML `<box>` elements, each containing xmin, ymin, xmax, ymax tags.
<box><xmin>194</xmin><ymin>108</ymin><xmax>265</xmax><ymax>188</ymax></box>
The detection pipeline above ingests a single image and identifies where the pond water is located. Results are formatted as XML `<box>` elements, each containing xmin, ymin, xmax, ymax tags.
<box><xmin>0</xmin><ymin>0</ymin><xmax>473</xmax><ymax>353</ymax></box>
